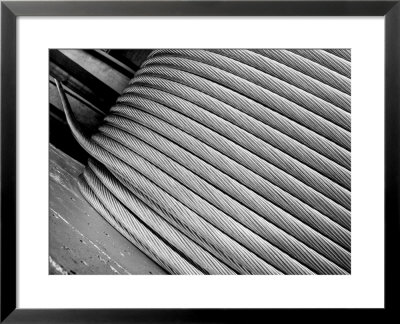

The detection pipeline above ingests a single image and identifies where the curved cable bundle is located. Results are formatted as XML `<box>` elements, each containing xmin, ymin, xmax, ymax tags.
<box><xmin>57</xmin><ymin>49</ymin><xmax>351</xmax><ymax>275</ymax></box>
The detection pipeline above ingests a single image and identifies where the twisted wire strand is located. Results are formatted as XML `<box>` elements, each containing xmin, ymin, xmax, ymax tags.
<box><xmin>149</xmin><ymin>49</ymin><xmax>351</xmax><ymax>116</ymax></box>
<box><xmin>211</xmin><ymin>49</ymin><xmax>351</xmax><ymax>105</ymax></box>
<box><xmin>78</xmin><ymin>174</ymin><xmax>204</xmax><ymax>275</ymax></box>
<box><xmin>139</xmin><ymin>56</ymin><xmax>351</xmax><ymax>146</ymax></box>
<box><xmin>58</xmin><ymin>86</ymin><xmax>286</xmax><ymax>274</ymax></box>
<box><xmin>323</xmin><ymin>49</ymin><xmax>351</xmax><ymax>62</ymax></box>
<box><xmin>93</xmin><ymin>155</ymin><xmax>283</xmax><ymax>275</ymax></box>
<box><xmin>110</xmin><ymin>164</ymin><xmax>347</xmax><ymax>275</ymax></box>
<box><xmin>133</xmin><ymin>65</ymin><xmax>351</xmax><ymax>151</ymax></box>
<box><xmin>288</xmin><ymin>49</ymin><xmax>351</xmax><ymax>78</ymax></box>
<box><xmin>90</xmin><ymin>134</ymin><xmax>313</xmax><ymax>274</ymax></box>
<box><xmin>61</xmin><ymin>94</ymin><xmax>350</xmax><ymax>272</ymax></box>
<box><xmin>85</xmin><ymin>163</ymin><xmax>237</xmax><ymax>275</ymax></box>
<box><xmin>113</xmin><ymin>95</ymin><xmax>351</xmax><ymax>207</ymax></box>
<box><xmin>128</xmin><ymin>75</ymin><xmax>351</xmax><ymax>171</ymax></box>
<box><xmin>249</xmin><ymin>49</ymin><xmax>351</xmax><ymax>94</ymax></box>
<box><xmin>94</xmin><ymin>126</ymin><xmax>350</xmax><ymax>250</ymax></box>
<box><xmin>103</xmin><ymin>113</ymin><xmax>351</xmax><ymax>230</ymax></box>
<box><xmin>83</xmin><ymin>139</ymin><xmax>282</xmax><ymax>274</ymax></box>
<box><xmin>89</xmin><ymin>133</ymin><xmax>350</xmax><ymax>271</ymax></box>
<box><xmin>101</xmin><ymin>114</ymin><xmax>351</xmax><ymax>239</ymax></box>
<box><xmin>56</xmin><ymin>49</ymin><xmax>352</xmax><ymax>275</ymax></box>
<box><xmin>103</xmin><ymin>163</ymin><xmax>286</xmax><ymax>275</ymax></box>
<box><xmin>97</xmin><ymin>162</ymin><xmax>313</xmax><ymax>275</ymax></box>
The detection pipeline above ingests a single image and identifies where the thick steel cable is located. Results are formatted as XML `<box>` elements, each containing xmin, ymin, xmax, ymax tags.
<box><xmin>138</xmin><ymin>58</ymin><xmax>351</xmax><ymax>149</ymax></box>
<box><xmin>288</xmin><ymin>49</ymin><xmax>351</xmax><ymax>78</ymax></box>
<box><xmin>78</xmin><ymin>173</ymin><xmax>204</xmax><ymax>275</ymax></box>
<box><xmin>132</xmin><ymin>66</ymin><xmax>351</xmax><ymax>159</ymax></box>
<box><xmin>97</xmin><ymin>119</ymin><xmax>350</xmax><ymax>247</ymax></box>
<box><xmin>83</xmin><ymin>165</ymin><xmax>236</xmax><ymax>275</ymax></box>
<box><xmin>89</xmin><ymin>159</ymin><xmax>312</xmax><ymax>275</ymax></box>
<box><xmin>56</xmin><ymin>49</ymin><xmax>351</xmax><ymax>275</ymax></box>
<box><xmin>90</xmin><ymin>133</ymin><xmax>320</xmax><ymax>274</ymax></box>
<box><xmin>116</xmin><ymin>87</ymin><xmax>351</xmax><ymax>201</ymax></box>
<box><xmin>109</xmin><ymin>164</ymin><xmax>346</xmax><ymax>275</ymax></box>
<box><xmin>103</xmin><ymin>113</ymin><xmax>350</xmax><ymax>230</ymax></box>
<box><xmin>93</xmin><ymin>132</ymin><xmax>349</xmax><ymax>270</ymax></box>
<box><xmin>149</xmin><ymin>49</ymin><xmax>351</xmax><ymax>116</ymax></box>
<box><xmin>323</xmin><ymin>49</ymin><xmax>351</xmax><ymax>62</ymax></box>
<box><xmin>249</xmin><ymin>49</ymin><xmax>351</xmax><ymax>94</ymax></box>
<box><xmin>126</xmin><ymin>74</ymin><xmax>351</xmax><ymax>170</ymax></box>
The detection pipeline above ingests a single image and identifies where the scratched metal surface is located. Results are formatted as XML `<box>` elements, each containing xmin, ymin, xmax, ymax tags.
<box><xmin>49</xmin><ymin>144</ymin><xmax>167</xmax><ymax>275</ymax></box>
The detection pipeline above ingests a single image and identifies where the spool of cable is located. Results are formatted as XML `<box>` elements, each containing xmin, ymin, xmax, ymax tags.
<box><xmin>57</xmin><ymin>49</ymin><xmax>351</xmax><ymax>275</ymax></box>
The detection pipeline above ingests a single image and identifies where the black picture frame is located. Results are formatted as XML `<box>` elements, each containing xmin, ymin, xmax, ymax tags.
<box><xmin>1</xmin><ymin>0</ymin><xmax>399</xmax><ymax>322</ymax></box>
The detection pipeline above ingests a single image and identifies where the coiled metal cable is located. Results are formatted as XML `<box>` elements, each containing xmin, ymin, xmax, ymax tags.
<box><xmin>56</xmin><ymin>49</ymin><xmax>351</xmax><ymax>275</ymax></box>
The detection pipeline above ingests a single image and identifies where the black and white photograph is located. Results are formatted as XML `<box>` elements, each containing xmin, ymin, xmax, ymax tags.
<box><xmin>49</xmin><ymin>49</ymin><xmax>351</xmax><ymax>275</ymax></box>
